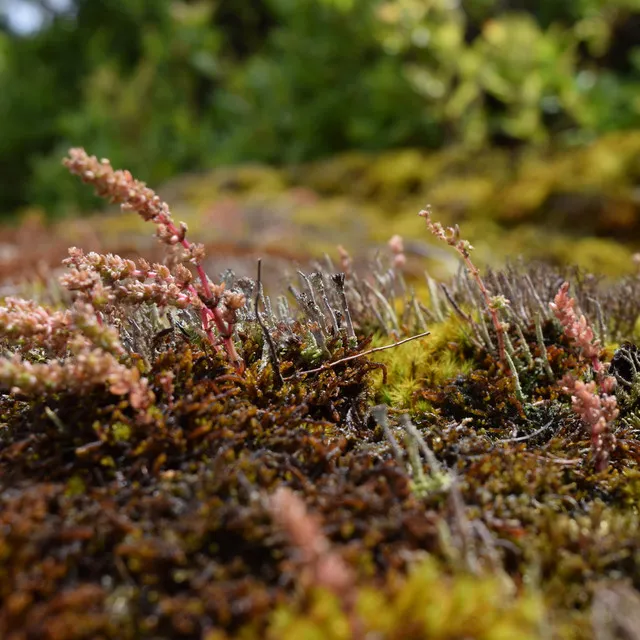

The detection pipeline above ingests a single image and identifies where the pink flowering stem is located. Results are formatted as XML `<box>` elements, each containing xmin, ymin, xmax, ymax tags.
<box><xmin>63</xmin><ymin>149</ymin><xmax>243</xmax><ymax>370</ymax></box>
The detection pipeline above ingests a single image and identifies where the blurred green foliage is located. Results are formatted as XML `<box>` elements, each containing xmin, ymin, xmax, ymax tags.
<box><xmin>2</xmin><ymin>0</ymin><xmax>640</xmax><ymax>216</ymax></box>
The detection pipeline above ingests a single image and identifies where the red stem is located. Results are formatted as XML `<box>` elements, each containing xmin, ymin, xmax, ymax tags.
<box><xmin>161</xmin><ymin>217</ymin><xmax>242</xmax><ymax>370</ymax></box>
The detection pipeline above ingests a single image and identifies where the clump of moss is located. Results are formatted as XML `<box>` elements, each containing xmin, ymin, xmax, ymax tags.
<box><xmin>223</xmin><ymin>557</ymin><xmax>544</xmax><ymax>640</ymax></box>
<box><xmin>370</xmin><ymin>315</ymin><xmax>475</xmax><ymax>410</ymax></box>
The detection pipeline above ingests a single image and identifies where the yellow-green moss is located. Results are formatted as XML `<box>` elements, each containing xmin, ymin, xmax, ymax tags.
<box><xmin>372</xmin><ymin>315</ymin><xmax>475</xmax><ymax>409</ymax></box>
<box><xmin>225</xmin><ymin>557</ymin><xmax>544</xmax><ymax>640</ymax></box>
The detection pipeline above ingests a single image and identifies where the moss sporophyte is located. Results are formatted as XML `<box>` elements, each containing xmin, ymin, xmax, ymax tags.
<box><xmin>2</xmin><ymin>150</ymin><xmax>640</xmax><ymax>638</ymax></box>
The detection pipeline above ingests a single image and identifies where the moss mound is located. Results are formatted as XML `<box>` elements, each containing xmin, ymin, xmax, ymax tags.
<box><xmin>6</xmin><ymin>149</ymin><xmax>640</xmax><ymax>638</ymax></box>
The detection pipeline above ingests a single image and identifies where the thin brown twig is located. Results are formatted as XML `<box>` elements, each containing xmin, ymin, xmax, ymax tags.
<box><xmin>285</xmin><ymin>331</ymin><xmax>430</xmax><ymax>380</ymax></box>
<box><xmin>494</xmin><ymin>419</ymin><xmax>555</xmax><ymax>444</ymax></box>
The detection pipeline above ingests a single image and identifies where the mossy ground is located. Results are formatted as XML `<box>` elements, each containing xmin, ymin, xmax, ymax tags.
<box><xmin>1</xmin><ymin>318</ymin><xmax>554</xmax><ymax>639</ymax></box>
<box><xmin>4</xmin><ymin>141</ymin><xmax>640</xmax><ymax>638</ymax></box>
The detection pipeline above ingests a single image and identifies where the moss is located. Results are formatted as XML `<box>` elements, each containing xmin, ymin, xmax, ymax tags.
<box><xmin>9</xmin><ymin>141</ymin><xmax>640</xmax><ymax>636</ymax></box>
<box><xmin>0</xmin><ymin>290</ymin><xmax>631</xmax><ymax>637</ymax></box>
<box><xmin>242</xmin><ymin>558</ymin><xmax>544</xmax><ymax>640</ymax></box>
<box><xmin>371</xmin><ymin>315</ymin><xmax>475</xmax><ymax>409</ymax></box>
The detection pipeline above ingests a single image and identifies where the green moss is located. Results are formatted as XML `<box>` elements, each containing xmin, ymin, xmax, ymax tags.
<box><xmin>371</xmin><ymin>315</ymin><xmax>475</xmax><ymax>409</ymax></box>
<box><xmin>109</xmin><ymin>421</ymin><xmax>132</xmax><ymax>442</ymax></box>
<box><xmin>233</xmin><ymin>558</ymin><xmax>544</xmax><ymax>640</ymax></box>
<box><xmin>64</xmin><ymin>474</ymin><xmax>87</xmax><ymax>497</ymax></box>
